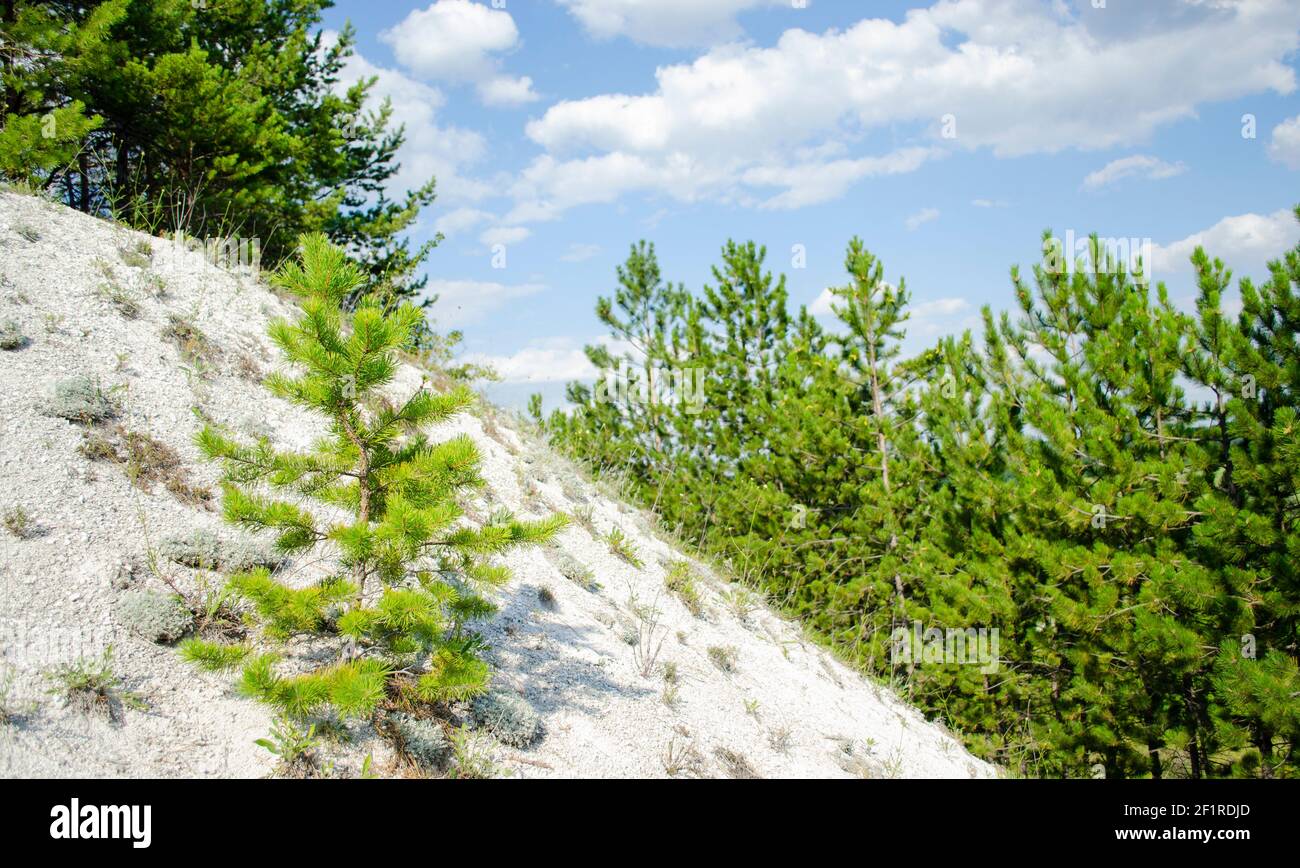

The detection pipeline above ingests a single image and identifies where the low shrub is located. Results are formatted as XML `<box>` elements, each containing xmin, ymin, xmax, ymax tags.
<box><xmin>45</xmin><ymin>376</ymin><xmax>116</xmax><ymax>423</ymax></box>
<box><xmin>389</xmin><ymin>712</ymin><xmax>450</xmax><ymax>770</ymax></box>
<box><xmin>470</xmin><ymin>689</ymin><xmax>543</xmax><ymax>748</ymax></box>
<box><xmin>116</xmin><ymin>589</ymin><xmax>194</xmax><ymax>643</ymax></box>
<box><xmin>0</xmin><ymin>319</ymin><xmax>27</xmax><ymax>350</ymax></box>
<box><xmin>158</xmin><ymin>529</ymin><xmax>282</xmax><ymax>573</ymax></box>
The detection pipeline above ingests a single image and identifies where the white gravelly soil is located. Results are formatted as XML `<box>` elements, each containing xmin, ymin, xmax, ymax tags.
<box><xmin>0</xmin><ymin>191</ymin><xmax>996</xmax><ymax>779</ymax></box>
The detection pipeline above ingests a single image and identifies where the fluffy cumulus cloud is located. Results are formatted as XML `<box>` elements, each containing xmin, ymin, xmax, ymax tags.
<box><xmin>510</xmin><ymin>0</ymin><xmax>1300</xmax><ymax>222</ymax></box>
<box><xmin>478</xmin><ymin>75</ymin><xmax>541</xmax><ymax>107</ymax></box>
<box><xmin>428</xmin><ymin>279</ymin><xmax>547</xmax><ymax>328</ymax></box>
<box><xmin>478</xmin><ymin>225</ymin><xmax>532</xmax><ymax>246</ymax></box>
<box><xmin>1082</xmin><ymin>155</ymin><xmax>1188</xmax><ymax>191</ymax></box>
<box><xmin>459</xmin><ymin>337</ymin><xmax>598</xmax><ymax>384</ymax></box>
<box><xmin>380</xmin><ymin>1</ymin><xmax>537</xmax><ymax>105</ymax></box>
<box><xmin>555</xmin><ymin>0</ymin><xmax>788</xmax><ymax>48</ymax></box>
<box><xmin>433</xmin><ymin>208</ymin><xmax>494</xmax><ymax>236</ymax></box>
<box><xmin>1150</xmin><ymin>209</ymin><xmax>1300</xmax><ymax>277</ymax></box>
<box><xmin>744</xmin><ymin>147</ymin><xmax>944</xmax><ymax>210</ymax></box>
<box><xmin>1268</xmin><ymin>114</ymin><xmax>1300</xmax><ymax>169</ymax></box>
<box><xmin>327</xmin><ymin>33</ymin><xmax>489</xmax><ymax>204</ymax></box>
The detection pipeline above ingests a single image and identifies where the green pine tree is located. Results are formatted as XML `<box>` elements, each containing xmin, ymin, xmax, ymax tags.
<box><xmin>1184</xmin><ymin>219</ymin><xmax>1300</xmax><ymax>776</ymax></box>
<box><xmin>183</xmin><ymin>234</ymin><xmax>565</xmax><ymax>718</ymax></box>
<box><xmin>0</xmin><ymin>0</ymin><xmax>115</xmax><ymax>184</ymax></box>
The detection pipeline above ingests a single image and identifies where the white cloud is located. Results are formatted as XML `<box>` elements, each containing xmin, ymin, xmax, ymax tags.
<box><xmin>972</xmin><ymin>198</ymin><xmax>1008</xmax><ymax>208</ymax></box>
<box><xmin>381</xmin><ymin>0</ymin><xmax>519</xmax><ymax>80</ymax></box>
<box><xmin>555</xmin><ymin>0</ymin><xmax>787</xmax><ymax>48</ymax></box>
<box><xmin>460</xmin><ymin>337</ymin><xmax>597</xmax><ymax>384</ymax></box>
<box><xmin>1268</xmin><ymin>114</ymin><xmax>1300</xmax><ymax>169</ymax></box>
<box><xmin>479</xmin><ymin>226</ymin><xmax>532</xmax><ymax>247</ymax></box>
<box><xmin>513</xmin><ymin>0</ymin><xmax>1299</xmax><ymax>221</ymax></box>
<box><xmin>1150</xmin><ymin>209</ymin><xmax>1300</xmax><ymax>276</ymax></box>
<box><xmin>560</xmin><ymin>243</ymin><xmax>602</xmax><ymax>262</ymax></box>
<box><xmin>809</xmin><ymin>287</ymin><xmax>836</xmax><ymax>317</ymax></box>
<box><xmin>477</xmin><ymin>74</ymin><xmax>540</xmax><ymax>106</ymax></box>
<box><xmin>912</xmin><ymin>297</ymin><xmax>969</xmax><ymax>318</ymax></box>
<box><xmin>505</xmin><ymin>152</ymin><xmax>727</xmax><ymax>225</ymax></box>
<box><xmin>743</xmin><ymin>147</ymin><xmax>942</xmax><ymax>210</ymax></box>
<box><xmin>428</xmin><ymin>278</ymin><xmax>546</xmax><ymax>328</ymax></box>
<box><xmin>380</xmin><ymin>1</ymin><xmax>534</xmax><ymax>108</ymax></box>
<box><xmin>905</xmin><ymin>207</ymin><xmax>941</xmax><ymax>231</ymax></box>
<box><xmin>328</xmin><ymin>35</ymin><xmax>489</xmax><ymax>204</ymax></box>
<box><xmin>1082</xmin><ymin>155</ymin><xmax>1187</xmax><ymax>191</ymax></box>
<box><xmin>434</xmin><ymin>208</ymin><xmax>493</xmax><ymax>235</ymax></box>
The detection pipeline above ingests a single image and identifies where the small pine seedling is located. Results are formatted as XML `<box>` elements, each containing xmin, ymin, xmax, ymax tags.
<box><xmin>189</xmin><ymin>234</ymin><xmax>566</xmax><ymax>721</ymax></box>
<box><xmin>604</xmin><ymin>526</ymin><xmax>644</xmax><ymax>568</ymax></box>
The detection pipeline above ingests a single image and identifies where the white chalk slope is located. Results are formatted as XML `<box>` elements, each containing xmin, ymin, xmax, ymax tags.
<box><xmin>0</xmin><ymin>191</ymin><xmax>995</xmax><ymax>779</ymax></box>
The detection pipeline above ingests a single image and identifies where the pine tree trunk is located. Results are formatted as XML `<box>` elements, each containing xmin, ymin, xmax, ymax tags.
<box><xmin>341</xmin><ymin>413</ymin><xmax>371</xmax><ymax>605</ymax></box>
<box><xmin>1185</xmin><ymin>676</ymin><xmax>1203</xmax><ymax>779</ymax></box>
<box><xmin>1</xmin><ymin>1</ymin><xmax>19</xmax><ymax>118</ymax></box>
<box><xmin>78</xmin><ymin>153</ymin><xmax>89</xmax><ymax>213</ymax></box>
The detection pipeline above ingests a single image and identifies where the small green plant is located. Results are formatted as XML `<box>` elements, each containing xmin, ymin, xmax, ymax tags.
<box><xmin>14</xmin><ymin>222</ymin><xmax>39</xmax><ymax>242</ymax></box>
<box><xmin>187</xmin><ymin>572</ymin><xmax>245</xmax><ymax>638</ymax></box>
<box><xmin>116</xmin><ymin>589</ymin><xmax>194</xmax><ymax>643</ymax></box>
<box><xmin>721</xmin><ymin>586</ymin><xmax>760</xmax><ymax>621</ymax></box>
<box><xmin>256</xmin><ymin>716</ymin><xmax>319</xmax><ymax>777</ymax></box>
<box><xmin>537</xmin><ymin>585</ymin><xmax>557</xmax><ymax>609</ymax></box>
<box><xmin>3</xmin><ymin>505</ymin><xmax>33</xmax><ymax>539</ymax></box>
<box><xmin>664</xmin><ymin>559</ymin><xmax>704</xmax><ymax>617</ymax></box>
<box><xmin>0</xmin><ymin>319</ymin><xmax>27</xmax><ymax>350</ymax></box>
<box><xmin>604</xmin><ymin>526</ymin><xmax>643</xmax><ymax>568</ymax></box>
<box><xmin>162</xmin><ymin>314</ymin><xmax>219</xmax><ymax>369</ymax></box>
<box><xmin>629</xmin><ymin>593</ymin><xmax>666</xmax><ymax>678</ymax></box>
<box><xmin>118</xmin><ymin>241</ymin><xmax>152</xmax><ymax>268</ymax></box>
<box><xmin>572</xmin><ymin>504</ymin><xmax>596</xmax><ymax>532</ymax></box>
<box><xmin>744</xmin><ymin>697</ymin><xmax>761</xmax><ymax>717</ymax></box>
<box><xmin>447</xmin><ymin>725</ymin><xmax>498</xmax><ymax>779</ymax></box>
<box><xmin>45</xmin><ymin>376</ymin><xmax>116</xmax><ymax>423</ymax></box>
<box><xmin>471</xmin><ymin>689</ymin><xmax>543</xmax><ymax>747</ymax></box>
<box><xmin>45</xmin><ymin>647</ymin><xmax>145</xmax><ymax>722</ymax></box>
<box><xmin>97</xmin><ymin>282</ymin><xmax>141</xmax><ymax>318</ymax></box>
<box><xmin>662</xmin><ymin>661</ymin><xmax>679</xmax><ymax>684</ymax></box>
<box><xmin>389</xmin><ymin>712</ymin><xmax>450</xmax><ymax>771</ymax></box>
<box><xmin>553</xmin><ymin>550</ymin><xmax>597</xmax><ymax>589</ymax></box>
<box><xmin>662</xmin><ymin>735</ymin><xmax>702</xmax><ymax>777</ymax></box>
<box><xmin>143</xmin><ymin>272</ymin><xmax>168</xmax><ymax>299</ymax></box>
<box><xmin>714</xmin><ymin>746</ymin><xmax>760</xmax><ymax>779</ymax></box>
<box><xmin>661</xmin><ymin>683</ymin><xmax>680</xmax><ymax>708</ymax></box>
<box><xmin>707</xmin><ymin>645</ymin><xmax>738</xmax><ymax>673</ymax></box>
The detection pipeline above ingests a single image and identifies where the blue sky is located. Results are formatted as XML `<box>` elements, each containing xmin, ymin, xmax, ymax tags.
<box><xmin>318</xmin><ymin>0</ymin><xmax>1300</xmax><ymax>410</ymax></box>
